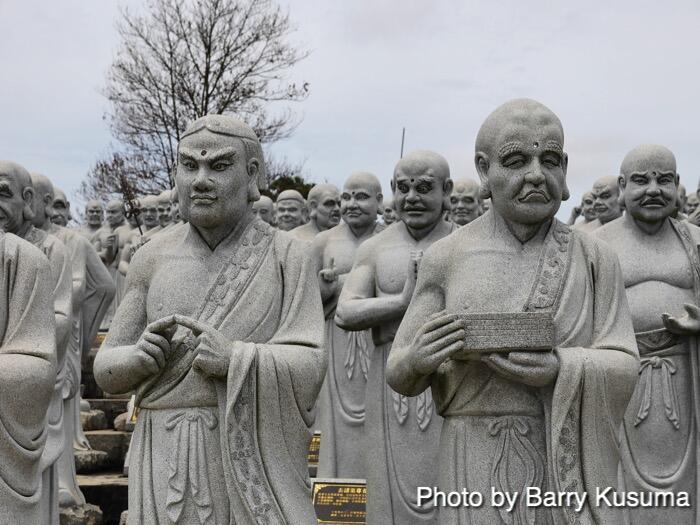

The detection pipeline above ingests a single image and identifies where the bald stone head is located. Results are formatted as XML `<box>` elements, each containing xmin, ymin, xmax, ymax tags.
<box><xmin>85</xmin><ymin>199</ymin><xmax>104</xmax><ymax>228</ymax></box>
<box><xmin>450</xmin><ymin>178</ymin><xmax>481</xmax><ymax>226</ymax></box>
<box><xmin>619</xmin><ymin>144</ymin><xmax>678</xmax><ymax>225</ymax></box>
<box><xmin>590</xmin><ymin>176</ymin><xmax>622</xmax><ymax>224</ymax></box>
<box><xmin>580</xmin><ymin>191</ymin><xmax>596</xmax><ymax>222</ymax></box>
<box><xmin>307</xmin><ymin>183</ymin><xmax>341</xmax><ymax>230</ymax></box>
<box><xmin>383</xmin><ymin>196</ymin><xmax>398</xmax><ymax>225</ymax></box>
<box><xmin>341</xmin><ymin>171</ymin><xmax>383</xmax><ymax>230</ymax></box>
<box><xmin>252</xmin><ymin>195</ymin><xmax>274</xmax><ymax>225</ymax></box>
<box><xmin>475</xmin><ymin>99</ymin><xmax>568</xmax><ymax>226</ymax></box>
<box><xmin>51</xmin><ymin>187</ymin><xmax>72</xmax><ymax>226</ymax></box>
<box><xmin>140</xmin><ymin>195</ymin><xmax>160</xmax><ymax>229</ymax></box>
<box><xmin>157</xmin><ymin>189</ymin><xmax>172</xmax><ymax>227</ymax></box>
<box><xmin>686</xmin><ymin>193</ymin><xmax>699</xmax><ymax>216</ymax></box>
<box><xmin>0</xmin><ymin>161</ymin><xmax>35</xmax><ymax>234</ymax></box>
<box><xmin>170</xmin><ymin>185</ymin><xmax>181</xmax><ymax>222</ymax></box>
<box><xmin>30</xmin><ymin>173</ymin><xmax>55</xmax><ymax>229</ymax></box>
<box><xmin>106</xmin><ymin>199</ymin><xmax>126</xmax><ymax>228</ymax></box>
<box><xmin>392</xmin><ymin>150</ymin><xmax>452</xmax><ymax>231</ymax></box>
<box><xmin>276</xmin><ymin>190</ymin><xmax>306</xmax><ymax>231</ymax></box>
<box><xmin>677</xmin><ymin>182</ymin><xmax>687</xmax><ymax>216</ymax></box>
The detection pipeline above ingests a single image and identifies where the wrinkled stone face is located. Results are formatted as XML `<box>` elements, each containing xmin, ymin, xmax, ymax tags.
<box><xmin>170</xmin><ymin>201</ymin><xmax>180</xmax><ymax>222</ymax></box>
<box><xmin>157</xmin><ymin>203</ymin><xmax>171</xmax><ymax>226</ymax></box>
<box><xmin>0</xmin><ymin>173</ymin><xmax>28</xmax><ymax>234</ymax></box>
<box><xmin>591</xmin><ymin>182</ymin><xmax>620</xmax><ymax>223</ymax></box>
<box><xmin>51</xmin><ymin>196</ymin><xmax>70</xmax><ymax>226</ymax></box>
<box><xmin>393</xmin><ymin>169</ymin><xmax>446</xmax><ymax>230</ymax></box>
<box><xmin>315</xmin><ymin>191</ymin><xmax>341</xmax><ymax>230</ymax></box>
<box><xmin>450</xmin><ymin>187</ymin><xmax>480</xmax><ymax>226</ymax></box>
<box><xmin>86</xmin><ymin>204</ymin><xmax>104</xmax><ymax>227</ymax></box>
<box><xmin>383</xmin><ymin>206</ymin><xmax>397</xmax><ymax>224</ymax></box>
<box><xmin>486</xmin><ymin>121</ymin><xmax>565</xmax><ymax>226</ymax></box>
<box><xmin>252</xmin><ymin>200</ymin><xmax>273</xmax><ymax>224</ymax></box>
<box><xmin>623</xmin><ymin>162</ymin><xmax>678</xmax><ymax>224</ymax></box>
<box><xmin>106</xmin><ymin>204</ymin><xmax>125</xmax><ymax>228</ymax></box>
<box><xmin>141</xmin><ymin>202</ymin><xmax>160</xmax><ymax>228</ymax></box>
<box><xmin>686</xmin><ymin>194</ymin><xmax>699</xmax><ymax>215</ymax></box>
<box><xmin>341</xmin><ymin>183</ymin><xmax>380</xmax><ymax>230</ymax></box>
<box><xmin>276</xmin><ymin>199</ymin><xmax>304</xmax><ymax>231</ymax></box>
<box><xmin>176</xmin><ymin>129</ymin><xmax>251</xmax><ymax>232</ymax></box>
<box><xmin>581</xmin><ymin>193</ymin><xmax>596</xmax><ymax>221</ymax></box>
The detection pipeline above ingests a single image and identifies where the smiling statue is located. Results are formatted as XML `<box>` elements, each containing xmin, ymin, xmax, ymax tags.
<box><xmin>93</xmin><ymin>114</ymin><xmax>326</xmax><ymax>524</ymax></box>
<box><xmin>596</xmin><ymin>145</ymin><xmax>700</xmax><ymax>525</ymax></box>
<box><xmin>386</xmin><ymin>99</ymin><xmax>639</xmax><ymax>524</ymax></box>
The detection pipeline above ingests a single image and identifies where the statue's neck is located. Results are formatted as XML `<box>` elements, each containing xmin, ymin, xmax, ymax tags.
<box><xmin>406</xmin><ymin>220</ymin><xmax>441</xmax><ymax>241</ymax></box>
<box><xmin>347</xmin><ymin>220</ymin><xmax>376</xmax><ymax>240</ymax></box>
<box><xmin>192</xmin><ymin>211</ymin><xmax>252</xmax><ymax>250</ymax></box>
<box><xmin>16</xmin><ymin>221</ymin><xmax>33</xmax><ymax>239</ymax></box>
<box><xmin>626</xmin><ymin>212</ymin><xmax>670</xmax><ymax>236</ymax></box>
<box><xmin>495</xmin><ymin>212</ymin><xmax>552</xmax><ymax>244</ymax></box>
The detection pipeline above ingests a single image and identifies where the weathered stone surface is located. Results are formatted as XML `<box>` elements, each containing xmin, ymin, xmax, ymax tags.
<box><xmin>81</xmin><ymin>410</ymin><xmax>108</xmax><ymax>431</ymax></box>
<box><xmin>84</xmin><ymin>399</ymin><xmax>129</xmax><ymax>428</ymax></box>
<box><xmin>85</xmin><ymin>431</ymin><xmax>131</xmax><ymax>469</ymax></box>
<box><xmin>59</xmin><ymin>503</ymin><xmax>103</xmax><ymax>525</ymax></box>
<box><xmin>112</xmin><ymin>412</ymin><xmax>135</xmax><ymax>432</ymax></box>
<box><xmin>75</xmin><ymin>450</ymin><xmax>109</xmax><ymax>474</ymax></box>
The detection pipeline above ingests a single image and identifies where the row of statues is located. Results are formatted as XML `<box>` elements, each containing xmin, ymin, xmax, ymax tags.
<box><xmin>1</xmin><ymin>97</ymin><xmax>699</xmax><ymax>524</ymax></box>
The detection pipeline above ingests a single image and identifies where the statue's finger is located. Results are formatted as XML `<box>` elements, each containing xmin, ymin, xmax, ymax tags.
<box><xmin>173</xmin><ymin>314</ymin><xmax>208</xmax><ymax>336</ymax></box>
<box><xmin>146</xmin><ymin>315</ymin><xmax>177</xmax><ymax>335</ymax></box>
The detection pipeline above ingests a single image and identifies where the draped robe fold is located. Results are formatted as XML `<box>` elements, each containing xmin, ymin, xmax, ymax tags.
<box><xmin>96</xmin><ymin>220</ymin><xmax>325</xmax><ymax>524</ymax></box>
<box><xmin>391</xmin><ymin>218</ymin><xmax>639</xmax><ymax>525</ymax></box>
<box><xmin>0</xmin><ymin>232</ymin><xmax>57</xmax><ymax>524</ymax></box>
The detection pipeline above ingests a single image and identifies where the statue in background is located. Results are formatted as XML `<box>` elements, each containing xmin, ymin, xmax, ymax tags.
<box><xmin>577</xmin><ymin>176</ymin><xmax>623</xmax><ymax>231</ymax></box>
<box><xmin>80</xmin><ymin>200</ymin><xmax>104</xmax><ymax>240</ymax></box>
<box><xmin>252</xmin><ymin>194</ymin><xmax>275</xmax><ymax>225</ymax></box>
<box><xmin>450</xmin><ymin>178</ymin><xmax>482</xmax><ymax>226</ymax></box>
<box><xmin>291</xmin><ymin>183</ymin><xmax>340</xmax><ymax>241</ymax></box>
<box><xmin>382</xmin><ymin>197</ymin><xmax>398</xmax><ymax>225</ymax></box>
<box><xmin>276</xmin><ymin>189</ymin><xmax>306</xmax><ymax>231</ymax></box>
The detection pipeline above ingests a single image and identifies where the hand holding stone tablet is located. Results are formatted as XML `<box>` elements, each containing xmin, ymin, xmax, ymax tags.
<box><xmin>457</xmin><ymin>311</ymin><xmax>555</xmax><ymax>355</ymax></box>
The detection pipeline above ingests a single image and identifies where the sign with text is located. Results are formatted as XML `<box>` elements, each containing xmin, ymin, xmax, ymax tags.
<box><xmin>313</xmin><ymin>478</ymin><xmax>366</xmax><ymax>524</ymax></box>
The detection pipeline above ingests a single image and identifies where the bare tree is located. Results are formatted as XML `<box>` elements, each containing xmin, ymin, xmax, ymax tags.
<box><xmin>99</xmin><ymin>0</ymin><xmax>309</xmax><ymax>192</ymax></box>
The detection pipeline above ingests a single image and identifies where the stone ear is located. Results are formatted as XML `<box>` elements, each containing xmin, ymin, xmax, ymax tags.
<box><xmin>443</xmin><ymin>179</ymin><xmax>454</xmax><ymax>211</ymax></box>
<box><xmin>21</xmin><ymin>187</ymin><xmax>35</xmax><ymax>221</ymax></box>
<box><xmin>475</xmin><ymin>153</ymin><xmax>491</xmax><ymax>200</ymax></box>
<box><xmin>376</xmin><ymin>192</ymin><xmax>384</xmax><ymax>208</ymax></box>
<box><xmin>247</xmin><ymin>159</ymin><xmax>261</xmax><ymax>202</ymax></box>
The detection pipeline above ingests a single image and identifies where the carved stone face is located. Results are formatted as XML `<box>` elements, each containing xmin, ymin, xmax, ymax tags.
<box><xmin>276</xmin><ymin>199</ymin><xmax>304</xmax><ymax>231</ymax></box>
<box><xmin>591</xmin><ymin>179</ymin><xmax>620</xmax><ymax>224</ymax></box>
<box><xmin>581</xmin><ymin>191</ymin><xmax>596</xmax><ymax>221</ymax></box>
<box><xmin>482</xmin><ymin>120</ymin><xmax>566</xmax><ymax>226</ymax></box>
<box><xmin>383</xmin><ymin>202</ymin><xmax>397</xmax><ymax>225</ymax></box>
<box><xmin>106</xmin><ymin>201</ymin><xmax>125</xmax><ymax>228</ymax></box>
<box><xmin>686</xmin><ymin>193</ymin><xmax>699</xmax><ymax>215</ymax></box>
<box><xmin>170</xmin><ymin>201</ymin><xmax>180</xmax><ymax>222</ymax></box>
<box><xmin>86</xmin><ymin>202</ymin><xmax>104</xmax><ymax>227</ymax></box>
<box><xmin>140</xmin><ymin>197</ymin><xmax>160</xmax><ymax>229</ymax></box>
<box><xmin>0</xmin><ymin>170</ymin><xmax>31</xmax><ymax>234</ymax></box>
<box><xmin>51</xmin><ymin>194</ymin><xmax>70</xmax><ymax>226</ymax></box>
<box><xmin>252</xmin><ymin>197</ymin><xmax>274</xmax><ymax>225</ymax></box>
<box><xmin>176</xmin><ymin>129</ymin><xmax>255</xmax><ymax>233</ymax></box>
<box><xmin>157</xmin><ymin>201</ymin><xmax>172</xmax><ymax>227</ymax></box>
<box><xmin>621</xmin><ymin>153</ymin><xmax>678</xmax><ymax>224</ymax></box>
<box><xmin>450</xmin><ymin>182</ymin><xmax>481</xmax><ymax>226</ymax></box>
<box><xmin>314</xmin><ymin>190</ymin><xmax>341</xmax><ymax>230</ymax></box>
<box><xmin>341</xmin><ymin>178</ymin><xmax>381</xmax><ymax>230</ymax></box>
<box><xmin>393</xmin><ymin>166</ymin><xmax>447</xmax><ymax>231</ymax></box>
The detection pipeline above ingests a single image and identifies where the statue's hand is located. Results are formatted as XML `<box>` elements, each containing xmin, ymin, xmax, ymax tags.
<box><xmin>319</xmin><ymin>257</ymin><xmax>338</xmax><ymax>283</ymax></box>
<box><xmin>132</xmin><ymin>315</ymin><xmax>178</xmax><ymax>377</ymax></box>
<box><xmin>409</xmin><ymin>311</ymin><xmax>465</xmax><ymax>376</ymax></box>
<box><xmin>482</xmin><ymin>351</ymin><xmax>559</xmax><ymax>387</ymax></box>
<box><xmin>400</xmin><ymin>250</ymin><xmax>423</xmax><ymax>305</ymax></box>
<box><xmin>662</xmin><ymin>304</ymin><xmax>700</xmax><ymax>335</ymax></box>
<box><xmin>174</xmin><ymin>315</ymin><xmax>231</xmax><ymax>378</ymax></box>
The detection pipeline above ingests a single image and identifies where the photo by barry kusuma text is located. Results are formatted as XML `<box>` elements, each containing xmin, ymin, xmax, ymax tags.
<box><xmin>417</xmin><ymin>486</ymin><xmax>691</xmax><ymax>513</ymax></box>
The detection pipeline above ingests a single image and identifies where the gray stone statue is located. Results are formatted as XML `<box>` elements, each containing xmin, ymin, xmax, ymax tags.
<box><xmin>596</xmin><ymin>145</ymin><xmax>700</xmax><ymax>524</ymax></box>
<box><xmin>291</xmin><ymin>183</ymin><xmax>340</xmax><ymax>241</ymax></box>
<box><xmin>450</xmin><ymin>178</ymin><xmax>482</xmax><ymax>226</ymax></box>
<box><xmin>0</xmin><ymin>229</ymin><xmax>57</xmax><ymax>524</ymax></box>
<box><xmin>310</xmin><ymin>172</ymin><xmax>384</xmax><ymax>481</ymax></box>
<box><xmin>336</xmin><ymin>151</ymin><xmax>456</xmax><ymax>524</ymax></box>
<box><xmin>276</xmin><ymin>189</ymin><xmax>306</xmax><ymax>231</ymax></box>
<box><xmin>157</xmin><ymin>190</ymin><xmax>172</xmax><ymax>228</ymax></box>
<box><xmin>119</xmin><ymin>195</ymin><xmax>162</xmax><ymax>276</ymax></box>
<box><xmin>386</xmin><ymin>99</ymin><xmax>639</xmax><ymax>524</ymax></box>
<box><xmin>569</xmin><ymin>190</ymin><xmax>596</xmax><ymax>227</ymax></box>
<box><xmin>80</xmin><ymin>199</ymin><xmax>104</xmax><ymax>239</ymax></box>
<box><xmin>382</xmin><ymin>197</ymin><xmax>398</xmax><ymax>225</ymax></box>
<box><xmin>95</xmin><ymin>199</ymin><xmax>128</xmax><ymax>328</ymax></box>
<box><xmin>0</xmin><ymin>161</ymin><xmax>73</xmax><ymax>523</ymax></box>
<box><xmin>94</xmin><ymin>114</ymin><xmax>325</xmax><ymax>524</ymax></box>
<box><xmin>578</xmin><ymin>176</ymin><xmax>623</xmax><ymax>231</ymax></box>
<box><xmin>251</xmin><ymin>194</ymin><xmax>274</xmax><ymax>225</ymax></box>
<box><xmin>685</xmin><ymin>192</ymin><xmax>699</xmax><ymax>216</ymax></box>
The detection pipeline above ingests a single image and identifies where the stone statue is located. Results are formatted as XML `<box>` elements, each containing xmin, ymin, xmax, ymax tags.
<box><xmin>481</xmin><ymin>197</ymin><xmax>491</xmax><ymax>212</ymax></box>
<box><xmin>596</xmin><ymin>145</ymin><xmax>700</xmax><ymax>524</ymax></box>
<box><xmin>685</xmin><ymin>192</ymin><xmax>699</xmax><ymax>216</ymax></box>
<box><xmin>251</xmin><ymin>194</ymin><xmax>274</xmax><ymax>225</ymax></box>
<box><xmin>80</xmin><ymin>199</ymin><xmax>104</xmax><ymax>239</ymax></box>
<box><xmin>119</xmin><ymin>195</ymin><xmax>162</xmax><ymax>276</ymax></box>
<box><xmin>276</xmin><ymin>189</ymin><xmax>306</xmax><ymax>231</ymax></box>
<box><xmin>51</xmin><ymin>189</ymin><xmax>73</xmax><ymax>227</ymax></box>
<box><xmin>382</xmin><ymin>197</ymin><xmax>398</xmax><ymax>225</ymax></box>
<box><xmin>578</xmin><ymin>176</ymin><xmax>623</xmax><ymax>231</ymax></box>
<box><xmin>386</xmin><ymin>99</ymin><xmax>639</xmax><ymax>524</ymax></box>
<box><xmin>310</xmin><ymin>172</ymin><xmax>384</xmax><ymax>481</ymax></box>
<box><xmin>170</xmin><ymin>186</ymin><xmax>181</xmax><ymax>223</ymax></box>
<box><xmin>0</xmin><ymin>161</ymin><xmax>73</xmax><ymax>523</ymax></box>
<box><xmin>291</xmin><ymin>183</ymin><xmax>340</xmax><ymax>241</ymax></box>
<box><xmin>569</xmin><ymin>190</ymin><xmax>596</xmax><ymax>227</ymax></box>
<box><xmin>336</xmin><ymin>151</ymin><xmax>456</xmax><ymax>524</ymax></box>
<box><xmin>157</xmin><ymin>190</ymin><xmax>173</xmax><ymax>228</ymax></box>
<box><xmin>95</xmin><ymin>200</ymin><xmax>129</xmax><ymax>328</ymax></box>
<box><xmin>94</xmin><ymin>114</ymin><xmax>325</xmax><ymax>524</ymax></box>
<box><xmin>0</xmin><ymin>230</ymin><xmax>57</xmax><ymax>524</ymax></box>
<box><xmin>450</xmin><ymin>178</ymin><xmax>482</xmax><ymax>226</ymax></box>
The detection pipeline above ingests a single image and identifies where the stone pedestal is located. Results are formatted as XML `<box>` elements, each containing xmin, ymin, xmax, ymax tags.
<box><xmin>59</xmin><ymin>503</ymin><xmax>103</xmax><ymax>525</ymax></box>
<box><xmin>75</xmin><ymin>450</ymin><xmax>109</xmax><ymax>474</ymax></box>
<box><xmin>81</xmin><ymin>410</ymin><xmax>108</xmax><ymax>431</ymax></box>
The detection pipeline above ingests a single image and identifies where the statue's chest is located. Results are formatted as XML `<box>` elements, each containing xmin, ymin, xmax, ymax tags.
<box><xmin>618</xmin><ymin>235</ymin><xmax>693</xmax><ymax>289</ymax></box>
<box><xmin>375</xmin><ymin>246</ymin><xmax>413</xmax><ymax>294</ymax></box>
<box><xmin>323</xmin><ymin>237</ymin><xmax>361</xmax><ymax>275</ymax></box>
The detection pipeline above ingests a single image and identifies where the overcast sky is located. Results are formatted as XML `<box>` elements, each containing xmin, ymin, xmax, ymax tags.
<box><xmin>1</xmin><ymin>0</ymin><xmax>698</xmax><ymax>219</ymax></box>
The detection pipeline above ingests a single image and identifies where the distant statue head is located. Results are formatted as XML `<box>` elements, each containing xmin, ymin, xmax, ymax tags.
<box><xmin>676</xmin><ymin>182</ymin><xmax>687</xmax><ymax>216</ymax></box>
<box><xmin>591</xmin><ymin>176</ymin><xmax>622</xmax><ymax>224</ymax></box>
<box><xmin>176</xmin><ymin>114</ymin><xmax>265</xmax><ymax>234</ymax></box>
<box><xmin>619</xmin><ymin>144</ymin><xmax>678</xmax><ymax>225</ymax></box>
<box><xmin>29</xmin><ymin>173</ymin><xmax>55</xmax><ymax>229</ymax></box>
<box><xmin>276</xmin><ymin>190</ymin><xmax>306</xmax><ymax>231</ymax></box>
<box><xmin>85</xmin><ymin>199</ymin><xmax>105</xmax><ymax>227</ymax></box>
<box><xmin>106</xmin><ymin>199</ymin><xmax>126</xmax><ymax>228</ymax></box>
<box><xmin>383</xmin><ymin>197</ymin><xmax>397</xmax><ymax>225</ymax></box>
<box><xmin>342</xmin><ymin>172</ymin><xmax>382</xmax><ymax>231</ymax></box>
<box><xmin>450</xmin><ymin>178</ymin><xmax>481</xmax><ymax>226</ymax></box>
<box><xmin>252</xmin><ymin>195</ymin><xmax>274</xmax><ymax>225</ymax></box>
<box><xmin>140</xmin><ymin>195</ymin><xmax>161</xmax><ymax>229</ymax></box>
<box><xmin>392</xmin><ymin>150</ymin><xmax>452</xmax><ymax>232</ymax></box>
<box><xmin>0</xmin><ymin>161</ymin><xmax>35</xmax><ymax>235</ymax></box>
<box><xmin>157</xmin><ymin>190</ymin><xmax>172</xmax><ymax>227</ymax></box>
<box><xmin>307</xmin><ymin>184</ymin><xmax>341</xmax><ymax>231</ymax></box>
<box><xmin>580</xmin><ymin>191</ymin><xmax>596</xmax><ymax>221</ymax></box>
<box><xmin>52</xmin><ymin>188</ymin><xmax>72</xmax><ymax>227</ymax></box>
<box><xmin>686</xmin><ymin>193</ymin><xmax>699</xmax><ymax>216</ymax></box>
<box><xmin>475</xmin><ymin>98</ymin><xmax>568</xmax><ymax>227</ymax></box>
<box><xmin>170</xmin><ymin>186</ymin><xmax>181</xmax><ymax>222</ymax></box>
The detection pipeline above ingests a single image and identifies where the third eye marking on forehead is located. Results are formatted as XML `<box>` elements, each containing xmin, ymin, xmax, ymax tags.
<box><xmin>180</xmin><ymin>146</ymin><xmax>238</xmax><ymax>162</ymax></box>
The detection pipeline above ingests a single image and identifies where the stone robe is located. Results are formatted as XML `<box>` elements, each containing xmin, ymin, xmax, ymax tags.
<box><xmin>391</xmin><ymin>217</ymin><xmax>639</xmax><ymax>525</ymax></box>
<box><xmin>96</xmin><ymin>220</ymin><xmax>325</xmax><ymax>524</ymax></box>
<box><xmin>94</xmin><ymin>224</ymin><xmax>127</xmax><ymax>328</ymax></box>
<box><xmin>0</xmin><ymin>232</ymin><xmax>56</xmax><ymax>524</ymax></box>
